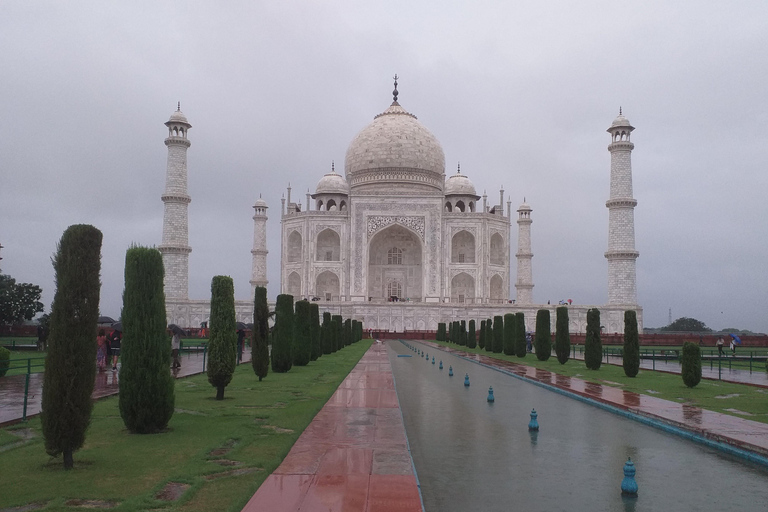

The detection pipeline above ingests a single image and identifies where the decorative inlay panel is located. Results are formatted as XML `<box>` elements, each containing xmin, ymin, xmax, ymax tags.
<box><xmin>367</xmin><ymin>216</ymin><xmax>425</xmax><ymax>240</ymax></box>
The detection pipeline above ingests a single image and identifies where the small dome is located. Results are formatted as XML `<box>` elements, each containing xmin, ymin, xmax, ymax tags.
<box><xmin>253</xmin><ymin>197</ymin><xmax>268</xmax><ymax>208</ymax></box>
<box><xmin>167</xmin><ymin>104</ymin><xmax>190</xmax><ymax>126</ymax></box>
<box><xmin>315</xmin><ymin>169</ymin><xmax>349</xmax><ymax>195</ymax></box>
<box><xmin>444</xmin><ymin>169</ymin><xmax>477</xmax><ymax>197</ymax></box>
<box><xmin>518</xmin><ymin>200</ymin><xmax>531</xmax><ymax>211</ymax></box>
<box><xmin>611</xmin><ymin>113</ymin><xmax>631</xmax><ymax>128</ymax></box>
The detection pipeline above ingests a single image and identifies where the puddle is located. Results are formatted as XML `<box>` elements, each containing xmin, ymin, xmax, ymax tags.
<box><xmin>204</xmin><ymin>467</ymin><xmax>260</xmax><ymax>480</ymax></box>
<box><xmin>63</xmin><ymin>499</ymin><xmax>118</xmax><ymax>509</ymax></box>
<box><xmin>714</xmin><ymin>394</ymin><xmax>741</xmax><ymax>399</ymax></box>
<box><xmin>155</xmin><ymin>482</ymin><xmax>190</xmax><ymax>502</ymax></box>
<box><xmin>261</xmin><ymin>425</ymin><xmax>294</xmax><ymax>434</ymax></box>
<box><xmin>724</xmin><ymin>408</ymin><xmax>754</xmax><ymax>416</ymax></box>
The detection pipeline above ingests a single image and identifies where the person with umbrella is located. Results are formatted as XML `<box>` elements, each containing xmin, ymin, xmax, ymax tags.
<box><xmin>169</xmin><ymin>324</ymin><xmax>186</xmax><ymax>369</ymax></box>
<box><xmin>108</xmin><ymin>322</ymin><xmax>122</xmax><ymax>371</ymax></box>
<box><xmin>730</xmin><ymin>333</ymin><xmax>742</xmax><ymax>356</ymax></box>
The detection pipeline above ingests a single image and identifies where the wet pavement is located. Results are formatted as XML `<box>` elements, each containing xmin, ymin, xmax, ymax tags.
<box><xmin>570</xmin><ymin>350</ymin><xmax>768</xmax><ymax>387</ymax></box>
<box><xmin>0</xmin><ymin>350</ymin><xmax>250</xmax><ymax>426</ymax></box>
<box><xmin>420</xmin><ymin>341</ymin><xmax>768</xmax><ymax>458</ymax></box>
<box><xmin>241</xmin><ymin>341</ymin><xmax>422</xmax><ymax>512</ymax></box>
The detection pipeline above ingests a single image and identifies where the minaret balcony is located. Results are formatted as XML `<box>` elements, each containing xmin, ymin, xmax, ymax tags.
<box><xmin>604</xmin><ymin>250</ymin><xmax>639</xmax><ymax>260</ymax></box>
<box><xmin>164</xmin><ymin>137</ymin><xmax>191</xmax><ymax>148</ymax></box>
<box><xmin>161</xmin><ymin>194</ymin><xmax>192</xmax><ymax>204</ymax></box>
<box><xmin>605</xmin><ymin>198</ymin><xmax>637</xmax><ymax>208</ymax></box>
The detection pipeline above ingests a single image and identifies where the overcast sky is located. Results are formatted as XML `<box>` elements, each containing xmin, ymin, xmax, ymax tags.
<box><xmin>1</xmin><ymin>1</ymin><xmax>767</xmax><ymax>333</ymax></box>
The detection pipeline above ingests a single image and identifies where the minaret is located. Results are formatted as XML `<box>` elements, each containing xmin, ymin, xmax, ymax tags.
<box><xmin>250</xmin><ymin>195</ymin><xmax>269</xmax><ymax>297</ymax></box>
<box><xmin>515</xmin><ymin>200</ymin><xmax>534</xmax><ymax>304</ymax></box>
<box><xmin>605</xmin><ymin>109</ymin><xmax>639</xmax><ymax>305</ymax></box>
<box><xmin>159</xmin><ymin>103</ymin><xmax>192</xmax><ymax>300</ymax></box>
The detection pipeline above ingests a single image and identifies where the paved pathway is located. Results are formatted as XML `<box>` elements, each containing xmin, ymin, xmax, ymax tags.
<box><xmin>570</xmin><ymin>350</ymin><xmax>768</xmax><ymax>387</ymax></box>
<box><xmin>421</xmin><ymin>341</ymin><xmax>768</xmax><ymax>458</ymax></box>
<box><xmin>242</xmin><ymin>341</ymin><xmax>422</xmax><ymax>512</ymax></box>
<box><xmin>0</xmin><ymin>350</ymin><xmax>250</xmax><ymax>426</ymax></box>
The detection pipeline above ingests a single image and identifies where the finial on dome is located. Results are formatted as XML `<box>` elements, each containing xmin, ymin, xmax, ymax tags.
<box><xmin>393</xmin><ymin>74</ymin><xmax>399</xmax><ymax>102</ymax></box>
<box><xmin>332</xmin><ymin>160</ymin><xmax>335</xmax><ymax>173</ymax></box>
<box><xmin>619</xmin><ymin>106</ymin><xmax>622</xmax><ymax>116</ymax></box>
<box><xmin>524</xmin><ymin>196</ymin><xmax>526</xmax><ymax>202</ymax></box>
<box><xmin>177</xmin><ymin>101</ymin><xmax>181</xmax><ymax>112</ymax></box>
<box><xmin>457</xmin><ymin>162</ymin><xmax>461</xmax><ymax>174</ymax></box>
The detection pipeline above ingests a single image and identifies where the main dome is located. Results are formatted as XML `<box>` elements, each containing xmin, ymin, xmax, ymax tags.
<box><xmin>344</xmin><ymin>100</ymin><xmax>445</xmax><ymax>194</ymax></box>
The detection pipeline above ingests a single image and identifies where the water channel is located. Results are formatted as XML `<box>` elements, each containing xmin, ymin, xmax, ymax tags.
<box><xmin>389</xmin><ymin>341</ymin><xmax>768</xmax><ymax>512</ymax></box>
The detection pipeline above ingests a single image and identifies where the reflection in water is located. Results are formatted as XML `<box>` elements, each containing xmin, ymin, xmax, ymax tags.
<box><xmin>585</xmin><ymin>381</ymin><xmax>603</xmax><ymax>397</ymax></box>
<box><xmin>528</xmin><ymin>430</ymin><xmax>538</xmax><ymax>446</ymax></box>
<box><xmin>682</xmin><ymin>404</ymin><xmax>703</xmax><ymax>425</ymax></box>
<box><xmin>622</xmin><ymin>495</ymin><xmax>638</xmax><ymax>512</ymax></box>
<box><xmin>555</xmin><ymin>374</ymin><xmax>572</xmax><ymax>387</ymax></box>
<box><xmin>622</xmin><ymin>390</ymin><xmax>641</xmax><ymax>408</ymax></box>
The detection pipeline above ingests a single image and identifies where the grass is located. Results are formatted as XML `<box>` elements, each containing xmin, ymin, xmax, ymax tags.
<box><xmin>2</xmin><ymin>350</ymin><xmax>47</xmax><ymax>376</ymax></box>
<box><xmin>431</xmin><ymin>340</ymin><xmax>768</xmax><ymax>424</ymax></box>
<box><xmin>0</xmin><ymin>339</ymin><xmax>373</xmax><ymax>512</ymax></box>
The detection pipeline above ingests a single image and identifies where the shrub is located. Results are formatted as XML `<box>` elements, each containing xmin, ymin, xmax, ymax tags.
<box><xmin>515</xmin><ymin>312</ymin><xmax>526</xmax><ymax>358</ymax></box>
<box><xmin>0</xmin><ymin>346</ymin><xmax>10</xmax><ymax>377</ymax></box>
<box><xmin>584</xmin><ymin>308</ymin><xmax>602</xmax><ymax>370</ymax></box>
<box><xmin>485</xmin><ymin>319</ymin><xmax>494</xmax><ymax>352</ymax></box>
<box><xmin>459</xmin><ymin>320</ymin><xmax>467</xmax><ymax>346</ymax></box>
<box><xmin>41</xmin><ymin>224</ymin><xmax>102</xmax><ymax>469</ymax></box>
<box><xmin>555</xmin><ymin>306</ymin><xmax>570</xmax><ymax>364</ymax></box>
<box><xmin>251</xmin><ymin>286</ymin><xmax>269</xmax><ymax>381</ymax></box>
<box><xmin>492</xmin><ymin>316</ymin><xmax>503</xmax><ymax>353</ymax></box>
<box><xmin>437</xmin><ymin>322</ymin><xmax>446</xmax><ymax>341</ymax></box>
<box><xmin>321</xmin><ymin>312</ymin><xmax>332</xmax><ymax>354</ymax></box>
<box><xmin>503</xmin><ymin>313</ymin><xmax>515</xmax><ymax>355</ymax></box>
<box><xmin>119</xmin><ymin>246</ymin><xmax>174</xmax><ymax>433</ymax></box>
<box><xmin>271</xmin><ymin>294</ymin><xmax>294</xmax><ymax>372</ymax></box>
<box><xmin>310</xmin><ymin>303</ymin><xmax>321</xmax><ymax>360</ymax></box>
<box><xmin>351</xmin><ymin>319</ymin><xmax>358</xmax><ymax>344</ymax></box>
<box><xmin>207</xmin><ymin>276</ymin><xmax>237</xmax><ymax>399</ymax></box>
<box><xmin>681</xmin><ymin>341</ymin><xmax>702</xmax><ymax>388</ymax></box>
<box><xmin>468</xmin><ymin>320</ymin><xmax>477</xmax><ymax>348</ymax></box>
<box><xmin>331</xmin><ymin>315</ymin><xmax>343</xmax><ymax>351</ymax></box>
<box><xmin>622</xmin><ymin>310</ymin><xmax>640</xmax><ymax>377</ymax></box>
<box><xmin>478</xmin><ymin>320</ymin><xmax>486</xmax><ymax>349</ymax></box>
<box><xmin>293</xmin><ymin>300</ymin><xmax>312</xmax><ymax>366</ymax></box>
<box><xmin>534</xmin><ymin>309</ymin><xmax>551</xmax><ymax>361</ymax></box>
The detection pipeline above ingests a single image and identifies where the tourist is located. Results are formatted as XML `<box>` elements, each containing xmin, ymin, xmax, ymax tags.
<box><xmin>171</xmin><ymin>331</ymin><xmax>181</xmax><ymax>369</ymax></box>
<box><xmin>729</xmin><ymin>338</ymin><xmax>736</xmax><ymax>356</ymax></box>
<box><xmin>108</xmin><ymin>328</ymin><xmax>122</xmax><ymax>371</ymax></box>
<box><xmin>237</xmin><ymin>329</ymin><xmax>245</xmax><ymax>363</ymax></box>
<box><xmin>96</xmin><ymin>329</ymin><xmax>107</xmax><ymax>371</ymax></box>
<box><xmin>716</xmin><ymin>336</ymin><xmax>724</xmax><ymax>356</ymax></box>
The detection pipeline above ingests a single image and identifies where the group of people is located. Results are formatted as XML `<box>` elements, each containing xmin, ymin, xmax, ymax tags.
<box><xmin>715</xmin><ymin>336</ymin><xmax>737</xmax><ymax>356</ymax></box>
<box><xmin>96</xmin><ymin>329</ymin><xmax>122</xmax><ymax>371</ymax></box>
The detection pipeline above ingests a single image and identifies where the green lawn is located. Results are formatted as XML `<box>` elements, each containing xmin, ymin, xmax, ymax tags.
<box><xmin>430</xmin><ymin>340</ymin><xmax>768</xmax><ymax>424</ymax></box>
<box><xmin>0</xmin><ymin>340</ymin><xmax>372</xmax><ymax>512</ymax></box>
<box><xmin>2</xmin><ymin>350</ymin><xmax>47</xmax><ymax>376</ymax></box>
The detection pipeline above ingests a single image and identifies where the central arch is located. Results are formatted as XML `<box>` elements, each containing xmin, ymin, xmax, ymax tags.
<box><xmin>368</xmin><ymin>224</ymin><xmax>423</xmax><ymax>301</ymax></box>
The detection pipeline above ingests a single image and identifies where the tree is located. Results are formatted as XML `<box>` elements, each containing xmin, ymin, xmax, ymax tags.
<box><xmin>459</xmin><ymin>320</ymin><xmax>467</xmax><ymax>346</ymax></box>
<box><xmin>207</xmin><ymin>276</ymin><xmax>237</xmax><ymax>399</ymax></box>
<box><xmin>344</xmin><ymin>318</ymin><xmax>352</xmax><ymax>347</ymax></box>
<box><xmin>437</xmin><ymin>322</ymin><xmax>446</xmax><ymax>341</ymax></box>
<box><xmin>293</xmin><ymin>300</ymin><xmax>312</xmax><ymax>366</ymax></box>
<box><xmin>485</xmin><ymin>319</ymin><xmax>494</xmax><ymax>352</ymax></box>
<box><xmin>515</xmin><ymin>312</ymin><xmax>526</xmax><ymax>358</ymax></box>
<box><xmin>681</xmin><ymin>341</ymin><xmax>702</xmax><ymax>388</ymax></box>
<box><xmin>467</xmin><ymin>320</ymin><xmax>477</xmax><ymax>349</ymax></box>
<box><xmin>321</xmin><ymin>312</ymin><xmax>332</xmax><ymax>354</ymax></box>
<box><xmin>251</xmin><ymin>286</ymin><xmax>270</xmax><ymax>381</ymax></box>
<box><xmin>310</xmin><ymin>303</ymin><xmax>321</xmax><ymax>360</ymax></box>
<box><xmin>555</xmin><ymin>306</ymin><xmax>570</xmax><ymax>364</ymax></box>
<box><xmin>623</xmin><ymin>310</ymin><xmax>640</xmax><ymax>377</ymax></box>
<box><xmin>662</xmin><ymin>317</ymin><xmax>712</xmax><ymax>332</ymax></box>
<box><xmin>41</xmin><ymin>224</ymin><xmax>102</xmax><ymax>469</ymax></box>
<box><xmin>272</xmin><ymin>294</ymin><xmax>294</xmax><ymax>372</ymax></box>
<box><xmin>0</xmin><ymin>346</ymin><xmax>11</xmax><ymax>377</ymax></box>
<box><xmin>478</xmin><ymin>320</ymin><xmax>486</xmax><ymax>349</ymax></box>
<box><xmin>118</xmin><ymin>247</ymin><xmax>174</xmax><ymax>433</ymax></box>
<box><xmin>331</xmin><ymin>315</ymin><xmax>343</xmax><ymax>352</ymax></box>
<box><xmin>584</xmin><ymin>308</ymin><xmax>602</xmax><ymax>370</ymax></box>
<box><xmin>0</xmin><ymin>273</ymin><xmax>44</xmax><ymax>327</ymax></box>
<box><xmin>534</xmin><ymin>309</ymin><xmax>551</xmax><ymax>361</ymax></box>
<box><xmin>492</xmin><ymin>315</ymin><xmax>503</xmax><ymax>353</ymax></box>
<box><xmin>503</xmin><ymin>313</ymin><xmax>515</xmax><ymax>356</ymax></box>
<box><xmin>351</xmin><ymin>319</ymin><xmax>359</xmax><ymax>344</ymax></box>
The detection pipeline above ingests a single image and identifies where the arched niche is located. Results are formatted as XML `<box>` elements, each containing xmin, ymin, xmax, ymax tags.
<box><xmin>368</xmin><ymin>224</ymin><xmax>423</xmax><ymax>301</ymax></box>
<box><xmin>316</xmin><ymin>228</ymin><xmax>340</xmax><ymax>261</ymax></box>
<box><xmin>287</xmin><ymin>271</ymin><xmax>301</xmax><ymax>297</ymax></box>
<box><xmin>489</xmin><ymin>274</ymin><xmax>504</xmax><ymax>302</ymax></box>
<box><xmin>287</xmin><ymin>231</ymin><xmax>302</xmax><ymax>263</ymax></box>
<box><xmin>451</xmin><ymin>272</ymin><xmax>475</xmax><ymax>303</ymax></box>
<box><xmin>451</xmin><ymin>230</ymin><xmax>475</xmax><ymax>263</ymax></box>
<box><xmin>315</xmin><ymin>271</ymin><xmax>339</xmax><ymax>301</ymax></box>
<box><xmin>490</xmin><ymin>233</ymin><xmax>504</xmax><ymax>266</ymax></box>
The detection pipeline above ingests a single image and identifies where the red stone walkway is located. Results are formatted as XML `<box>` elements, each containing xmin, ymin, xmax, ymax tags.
<box><xmin>0</xmin><ymin>350</ymin><xmax>249</xmax><ymax>426</ymax></box>
<box><xmin>422</xmin><ymin>341</ymin><xmax>768</xmax><ymax>458</ymax></box>
<box><xmin>242</xmin><ymin>341</ymin><xmax>422</xmax><ymax>512</ymax></box>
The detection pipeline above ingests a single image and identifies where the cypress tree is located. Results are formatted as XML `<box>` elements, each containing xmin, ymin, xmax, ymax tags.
<box><xmin>584</xmin><ymin>308</ymin><xmax>602</xmax><ymax>370</ymax></box>
<box><xmin>207</xmin><ymin>276</ymin><xmax>237</xmax><ymax>399</ymax></box>
<box><xmin>341</xmin><ymin>318</ymin><xmax>350</xmax><ymax>346</ymax></box>
<box><xmin>41</xmin><ymin>224</ymin><xmax>102</xmax><ymax>470</ymax></box>
<box><xmin>681</xmin><ymin>341</ymin><xmax>702</xmax><ymax>388</ymax></box>
<box><xmin>515</xmin><ymin>312</ymin><xmax>526</xmax><ymax>358</ymax></box>
<box><xmin>351</xmin><ymin>319</ymin><xmax>358</xmax><ymax>344</ymax></box>
<box><xmin>437</xmin><ymin>322</ymin><xmax>446</xmax><ymax>341</ymax></box>
<box><xmin>492</xmin><ymin>315</ymin><xmax>504</xmax><ymax>353</ymax></box>
<box><xmin>119</xmin><ymin>246</ymin><xmax>174</xmax><ymax>433</ymax></box>
<box><xmin>310</xmin><ymin>302</ymin><xmax>321</xmax><ymax>360</ymax></box>
<box><xmin>271</xmin><ymin>294</ymin><xmax>294</xmax><ymax>372</ymax></box>
<box><xmin>460</xmin><ymin>320</ymin><xmax>467</xmax><ymax>346</ymax></box>
<box><xmin>321</xmin><ymin>311</ymin><xmax>332</xmax><ymax>354</ymax></box>
<box><xmin>331</xmin><ymin>315</ymin><xmax>343</xmax><ymax>351</ymax></box>
<box><xmin>358</xmin><ymin>321</ymin><xmax>364</xmax><ymax>341</ymax></box>
<box><xmin>623</xmin><ymin>310</ymin><xmax>640</xmax><ymax>377</ymax></box>
<box><xmin>534</xmin><ymin>309</ymin><xmax>551</xmax><ymax>361</ymax></box>
<box><xmin>555</xmin><ymin>306</ymin><xmax>570</xmax><ymax>365</ymax></box>
<box><xmin>251</xmin><ymin>286</ymin><xmax>270</xmax><ymax>381</ymax></box>
<box><xmin>467</xmin><ymin>320</ymin><xmax>477</xmax><ymax>349</ymax></box>
<box><xmin>485</xmin><ymin>319</ymin><xmax>494</xmax><ymax>352</ymax></box>
<box><xmin>293</xmin><ymin>300</ymin><xmax>312</xmax><ymax>366</ymax></box>
<box><xmin>503</xmin><ymin>313</ymin><xmax>515</xmax><ymax>356</ymax></box>
<box><xmin>478</xmin><ymin>320</ymin><xmax>486</xmax><ymax>349</ymax></box>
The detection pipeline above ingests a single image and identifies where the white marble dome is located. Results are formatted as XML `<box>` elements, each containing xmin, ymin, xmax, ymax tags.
<box><xmin>315</xmin><ymin>169</ymin><xmax>349</xmax><ymax>195</ymax></box>
<box><xmin>444</xmin><ymin>170</ymin><xmax>477</xmax><ymax>197</ymax></box>
<box><xmin>344</xmin><ymin>101</ymin><xmax>445</xmax><ymax>192</ymax></box>
<box><xmin>253</xmin><ymin>196</ymin><xmax>268</xmax><ymax>208</ymax></box>
<box><xmin>611</xmin><ymin>113</ymin><xmax>632</xmax><ymax>128</ymax></box>
<box><xmin>168</xmin><ymin>107</ymin><xmax>190</xmax><ymax>126</ymax></box>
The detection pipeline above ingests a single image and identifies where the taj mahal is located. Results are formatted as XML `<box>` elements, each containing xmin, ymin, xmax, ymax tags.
<box><xmin>159</xmin><ymin>78</ymin><xmax>642</xmax><ymax>334</ymax></box>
